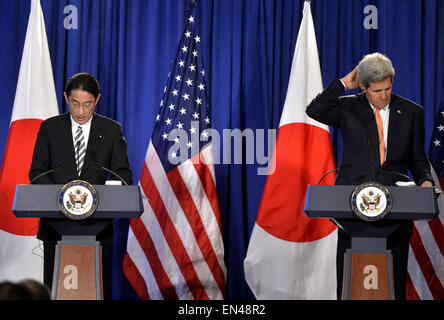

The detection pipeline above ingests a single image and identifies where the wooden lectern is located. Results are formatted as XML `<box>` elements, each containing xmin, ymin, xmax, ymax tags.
<box><xmin>12</xmin><ymin>184</ymin><xmax>143</xmax><ymax>300</ymax></box>
<box><xmin>304</xmin><ymin>184</ymin><xmax>438</xmax><ymax>300</ymax></box>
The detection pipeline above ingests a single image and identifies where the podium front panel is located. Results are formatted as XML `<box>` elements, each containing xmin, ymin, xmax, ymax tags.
<box><xmin>13</xmin><ymin>184</ymin><xmax>143</xmax><ymax>219</ymax></box>
<box><xmin>305</xmin><ymin>185</ymin><xmax>438</xmax><ymax>220</ymax></box>
<box><xmin>343</xmin><ymin>252</ymin><xmax>394</xmax><ymax>300</ymax></box>
<box><xmin>52</xmin><ymin>237</ymin><xmax>102</xmax><ymax>300</ymax></box>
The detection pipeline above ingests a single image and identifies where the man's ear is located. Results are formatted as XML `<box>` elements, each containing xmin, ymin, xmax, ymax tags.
<box><xmin>63</xmin><ymin>92</ymin><xmax>69</xmax><ymax>104</ymax></box>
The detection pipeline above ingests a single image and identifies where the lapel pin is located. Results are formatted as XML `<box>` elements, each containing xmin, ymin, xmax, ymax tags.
<box><xmin>397</xmin><ymin>109</ymin><xmax>402</xmax><ymax>114</ymax></box>
<box><xmin>99</xmin><ymin>135</ymin><xmax>103</xmax><ymax>139</ymax></box>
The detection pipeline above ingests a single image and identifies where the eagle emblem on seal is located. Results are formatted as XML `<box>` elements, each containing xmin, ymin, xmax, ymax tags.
<box><xmin>350</xmin><ymin>181</ymin><xmax>392</xmax><ymax>222</ymax></box>
<box><xmin>68</xmin><ymin>189</ymin><xmax>88</xmax><ymax>212</ymax></box>
<box><xmin>361</xmin><ymin>190</ymin><xmax>381</xmax><ymax>212</ymax></box>
<box><xmin>59</xmin><ymin>180</ymin><xmax>98</xmax><ymax>220</ymax></box>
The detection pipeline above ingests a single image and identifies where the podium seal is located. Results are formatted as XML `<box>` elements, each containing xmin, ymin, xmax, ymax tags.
<box><xmin>350</xmin><ymin>182</ymin><xmax>392</xmax><ymax>222</ymax></box>
<box><xmin>58</xmin><ymin>180</ymin><xmax>99</xmax><ymax>220</ymax></box>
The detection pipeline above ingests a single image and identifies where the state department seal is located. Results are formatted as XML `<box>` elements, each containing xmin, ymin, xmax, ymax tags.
<box><xmin>350</xmin><ymin>181</ymin><xmax>392</xmax><ymax>222</ymax></box>
<box><xmin>58</xmin><ymin>180</ymin><xmax>98</xmax><ymax>220</ymax></box>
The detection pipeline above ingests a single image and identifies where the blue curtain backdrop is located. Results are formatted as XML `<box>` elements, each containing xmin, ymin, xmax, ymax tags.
<box><xmin>0</xmin><ymin>0</ymin><xmax>442</xmax><ymax>299</ymax></box>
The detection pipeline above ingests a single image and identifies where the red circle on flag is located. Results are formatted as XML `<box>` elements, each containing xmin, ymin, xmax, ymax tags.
<box><xmin>256</xmin><ymin>123</ymin><xmax>337</xmax><ymax>242</ymax></box>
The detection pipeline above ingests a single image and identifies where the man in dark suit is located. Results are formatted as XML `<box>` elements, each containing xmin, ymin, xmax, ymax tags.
<box><xmin>306</xmin><ymin>53</ymin><xmax>433</xmax><ymax>299</ymax></box>
<box><xmin>29</xmin><ymin>73</ymin><xmax>132</xmax><ymax>299</ymax></box>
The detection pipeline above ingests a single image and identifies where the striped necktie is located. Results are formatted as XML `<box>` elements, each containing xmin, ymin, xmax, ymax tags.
<box><xmin>75</xmin><ymin>126</ymin><xmax>86</xmax><ymax>176</ymax></box>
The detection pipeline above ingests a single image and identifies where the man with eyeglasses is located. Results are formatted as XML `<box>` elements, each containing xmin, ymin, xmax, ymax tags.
<box><xmin>29</xmin><ymin>72</ymin><xmax>132</xmax><ymax>299</ymax></box>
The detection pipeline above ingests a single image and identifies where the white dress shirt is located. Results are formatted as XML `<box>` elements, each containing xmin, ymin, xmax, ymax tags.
<box><xmin>70</xmin><ymin>115</ymin><xmax>92</xmax><ymax>149</ymax></box>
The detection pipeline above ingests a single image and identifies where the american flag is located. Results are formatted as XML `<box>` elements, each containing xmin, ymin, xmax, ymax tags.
<box><xmin>406</xmin><ymin>98</ymin><xmax>444</xmax><ymax>299</ymax></box>
<box><xmin>123</xmin><ymin>5</ymin><xmax>226</xmax><ymax>300</ymax></box>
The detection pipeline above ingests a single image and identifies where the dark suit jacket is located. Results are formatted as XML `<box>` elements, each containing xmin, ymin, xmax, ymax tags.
<box><xmin>29</xmin><ymin>112</ymin><xmax>133</xmax><ymax>241</ymax></box>
<box><xmin>306</xmin><ymin>79</ymin><xmax>432</xmax><ymax>186</ymax></box>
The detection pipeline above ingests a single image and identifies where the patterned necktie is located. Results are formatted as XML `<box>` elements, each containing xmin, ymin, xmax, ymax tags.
<box><xmin>75</xmin><ymin>126</ymin><xmax>86</xmax><ymax>176</ymax></box>
<box><xmin>375</xmin><ymin>109</ymin><xmax>385</xmax><ymax>165</ymax></box>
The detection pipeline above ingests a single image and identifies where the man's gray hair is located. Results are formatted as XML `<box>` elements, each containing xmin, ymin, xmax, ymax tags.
<box><xmin>358</xmin><ymin>53</ymin><xmax>395</xmax><ymax>88</ymax></box>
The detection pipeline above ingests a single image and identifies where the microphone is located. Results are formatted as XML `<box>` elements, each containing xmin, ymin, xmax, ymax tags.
<box><xmin>379</xmin><ymin>168</ymin><xmax>415</xmax><ymax>183</ymax></box>
<box><xmin>316</xmin><ymin>165</ymin><xmax>352</xmax><ymax>185</ymax></box>
<box><xmin>93</xmin><ymin>164</ymin><xmax>128</xmax><ymax>186</ymax></box>
<box><xmin>29</xmin><ymin>166</ymin><xmax>64</xmax><ymax>184</ymax></box>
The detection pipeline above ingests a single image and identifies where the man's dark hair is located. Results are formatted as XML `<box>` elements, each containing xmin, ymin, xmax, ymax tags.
<box><xmin>65</xmin><ymin>72</ymin><xmax>101</xmax><ymax>99</ymax></box>
<box><xmin>0</xmin><ymin>279</ymin><xmax>51</xmax><ymax>300</ymax></box>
